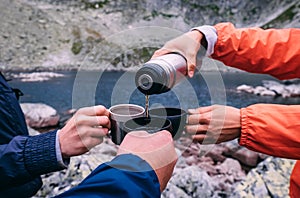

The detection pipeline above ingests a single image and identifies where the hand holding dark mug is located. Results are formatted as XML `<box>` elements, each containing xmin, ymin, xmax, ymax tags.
<box><xmin>117</xmin><ymin>130</ymin><xmax>178</xmax><ymax>192</ymax></box>
<box><xmin>109</xmin><ymin>104</ymin><xmax>145</xmax><ymax>145</ymax></box>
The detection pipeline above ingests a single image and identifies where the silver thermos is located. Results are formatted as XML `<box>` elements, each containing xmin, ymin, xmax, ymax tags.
<box><xmin>135</xmin><ymin>53</ymin><xmax>187</xmax><ymax>95</ymax></box>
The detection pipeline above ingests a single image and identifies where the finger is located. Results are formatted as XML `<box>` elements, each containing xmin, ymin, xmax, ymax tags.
<box><xmin>76</xmin><ymin>115</ymin><xmax>110</xmax><ymax>128</ymax></box>
<box><xmin>96</xmin><ymin>116</ymin><xmax>110</xmax><ymax>128</ymax></box>
<box><xmin>185</xmin><ymin>124</ymin><xmax>209</xmax><ymax>134</ymax></box>
<box><xmin>191</xmin><ymin>134</ymin><xmax>205</xmax><ymax>143</ymax></box>
<box><xmin>191</xmin><ymin>134</ymin><xmax>216</xmax><ymax>145</ymax></box>
<box><xmin>78</xmin><ymin>126</ymin><xmax>109</xmax><ymax>138</ymax></box>
<box><xmin>188</xmin><ymin>106</ymin><xmax>213</xmax><ymax>114</ymax></box>
<box><xmin>95</xmin><ymin>105</ymin><xmax>110</xmax><ymax>117</ymax></box>
<box><xmin>90</xmin><ymin>127</ymin><xmax>109</xmax><ymax>138</ymax></box>
<box><xmin>188</xmin><ymin>114</ymin><xmax>209</xmax><ymax>125</ymax></box>
<box><xmin>78</xmin><ymin>105</ymin><xmax>109</xmax><ymax>117</ymax></box>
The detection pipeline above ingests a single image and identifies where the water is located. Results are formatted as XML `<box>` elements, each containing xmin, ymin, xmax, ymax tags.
<box><xmin>7</xmin><ymin>71</ymin><xmax>300</xmax><ymax>114</ymax></box>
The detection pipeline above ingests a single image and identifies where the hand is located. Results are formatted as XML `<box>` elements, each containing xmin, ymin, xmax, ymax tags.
<box><xmin>186</xmin><ymin>105</ymin><xmax>241</xmax><ymax>144</ymax></box>
<box><xmin>59</xmin><ymin>105</ymin><xmax>110</xmax><ymax>158</ymax></box>
<box><xmin>152</xmin><ymin>30</ymin><xmax>203</xmax><ymax>77</ymax></box>
<box><xmin>117</xmin><ymin>130</ymin><xmax>177</xmax><ymax>192</ymax></box>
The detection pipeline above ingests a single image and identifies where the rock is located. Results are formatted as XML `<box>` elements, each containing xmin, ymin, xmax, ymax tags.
<box><xmin>253</xmin><ymin>86</ymin><xmax>268</xmax><ymax>95</ymax></box>
<box><xmin>167</xmin><ymin>166</ymin><xmax>217</xmax><ymax>197</ymax></box>
<box><xmin>232</xmin><ymin>147</ymin><xmax>259</xmax><ymax>167</ymax></box>
<box><xmin>262</xmin><ymin>80</ymin><xmax>287</xmax><ymax>96</ymax></box>
<box><xmin>211</xmin><ymin>174</ymin><xmax>234</xmax><ymax>193</ymax></box>
<box><xmin>238</xmin><ymin>80</ymin><xmax>300</xmax><ymax>98</ymax></box>
<box><xmin>161</xmin><ymin>183</ymin><xmax>190</xmax><ymax>198</ymax></box>
<box><xmin>205</xmin><ymin>144</ymin><xmax>229</xmax><ymax>163</ymax></box>
<box><xmin>233</xmin><ymin>170</ymin><xmax>270</xmax><ymax>197</ymax></box>
<box><xmin>258</xmin><ymin>153</ymin><xmax>270</xmax><ymax>160</ymax></box>
<box><xmin>233</xmin><ymin>157</ymin><xmax>296</xmax><ymax>197</ymax></box>
<box><xmin>11</xmin><ymin>72</ymin><xmax>64</xmax><ymax>82</ymax></box>
<box><xmin>260</xmin><ymin>89</ymin><xmax>276</xmax><ymax>96</ymax></box>
<box><xmin>185</xmin><ymin>155</ymin><xmax>198</xmax><ymax>166</ymax></box>
<box><xmin>21</xmin><ymin>103</ymin><xmax>60</xmax><ymax>128</ymax></box>
<box><xmin>89</xmin><ymin>142</ymin><xmax>117</xmax><ymax>157</ymax></box>
<box><xmin>286</xmin><ymin>84</ymin><xmax>300</xmax><ymax>97</ymax></box>
<box><xmin>237</xmin><ymin>84</ymin><xmax>254</xmax><ymax>93</ymax></box>
<box><xmin>216</xmin><ymin>158</ymin><xmax>246</xmax><ymax>179</ymax></box>
<box><xmin>198</xmin><ymin>162</ymin><xmax>218</xmax><ymax>176</ymax></box>
<box><xmin>222</xmin><ymin>139</ymin><xmax>242</xmax><ymax>155</ymax></box>
<box><xmin>27</xmin><ymin>126</ymin><xmax>40</xmax><ymax>136</ymax></box>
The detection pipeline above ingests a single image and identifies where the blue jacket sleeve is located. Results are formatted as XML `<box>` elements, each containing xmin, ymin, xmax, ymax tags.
<box><xmin>56</xmin><ymin>154</ymin><xmax>161</xmax><ymax>198</ymax></box>
<box><xmin>0</xmin><ymin>131</ymin><xmax>67</xmax><ymax>195</ymax></box>
<box><xmin>0</xmin><ymin>131</ymin><xmax>66</xmax><ymax>186</ymax></box>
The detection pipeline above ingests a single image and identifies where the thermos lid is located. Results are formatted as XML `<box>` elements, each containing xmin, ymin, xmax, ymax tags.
<box><xmin>135</xmin><ymin>63</ymin><xmax>169</xmax><ymax>95</ymax></box>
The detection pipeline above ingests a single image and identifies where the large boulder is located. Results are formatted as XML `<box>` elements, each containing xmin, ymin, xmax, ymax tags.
<box><xmin>162</xmin><ymin>166</ymin><xmax>217</xmax><ymax>198</ymax></box>
<box><xmin>21</xmin><ymin>103</ymin><xmax>60</xmax><ymax>128</ymax></box>
<box><xmin>233</xmin><ymin>157</ymin><xmax>296</xmax><ymax>198</ymax></box>
<box><xmin>231</xmin><ymin>147</ymin><xmax>259</xmax><ymax>167</ymax></box>
<box><xmin>223</xmin><ymin>140</ymin><xmax>264</xmax><ymax>168</ymax></box>
<box><xmin>27</xmin><ymin>126</ymin><xmax>40</xmax><ymax>136</ymax></box>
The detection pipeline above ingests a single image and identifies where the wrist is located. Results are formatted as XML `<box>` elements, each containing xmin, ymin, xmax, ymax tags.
<box><xmin>188</xmin><ymin>30</ymin><xmax>203</xmax><ymax>43</ymax></box>
<box><xmin>56</xmin><ymin>130</ymin><xmax>70</xmax><ymax>167</ymax></box>
<box><xmin>190</xmin><ymin>25</ymin><xmax>217</xmax><ymax>56</ymax></box>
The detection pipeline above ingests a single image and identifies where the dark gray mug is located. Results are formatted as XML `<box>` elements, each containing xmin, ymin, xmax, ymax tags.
<box><xmin>123</xmin><ymin>117</ymin><xmax>172</xmax><ymax>135</ymax></box>
<box><xmin>149</xmin><ymin>107</ymin><xmax>187</xmax><ymax>139</ymax></box>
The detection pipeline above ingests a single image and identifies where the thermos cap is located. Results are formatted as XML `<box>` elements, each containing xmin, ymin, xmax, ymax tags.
<box><xmin>135</xmin><ymin>63</ymin><xmax>168</xmax><ymax>95</ymax></box>
<box><xmin>135</xmin><ymin>53</ymin><xmax>187</xmax><ymax>95</ymax></box>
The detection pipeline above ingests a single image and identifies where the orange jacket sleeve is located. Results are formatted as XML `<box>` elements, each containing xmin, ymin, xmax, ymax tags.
<box><xmin>212</xmin><ymin>22</ymin><xmax>300</xmax><ymax>80</ymax></box>
<box><xmin>240</xmin><ymin>104</ymin><xmax>300</xmax><ymax>159</ymax></box>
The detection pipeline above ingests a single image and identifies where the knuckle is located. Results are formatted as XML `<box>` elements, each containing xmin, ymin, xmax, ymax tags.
<box><xmin>101</xmin><ymin>116</ymin><xmax>110</xmax><ymax>125</ymax></box>
<box><xmin>202</xmin><ymin>114</ymin><xmax>210</xmax><ymax>122</ymax></box>
<box><xmin>75</xmin><ymin>115</ymin><xmax>86</xmax><ymax>125</ymax></box>
<box><xmin>212</xmin><ymin>105</ymin><xmax>218</xmax><ymax>109</ymax></box>
<box><xmin>97</xmin><ymin>105</ymin><xmax>106</xmax><ymax>112</ymax></box>
<box><xmin>76</xmin><ymin>107</ymin><xmax>85</xmax><ymax>115</ymax></box>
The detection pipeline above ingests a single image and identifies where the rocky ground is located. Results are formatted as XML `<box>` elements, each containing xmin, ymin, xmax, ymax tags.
<box><xmin>22</xmin><ymin>102</ymin><xmax>296</xmax><ymax>198</ymax></box>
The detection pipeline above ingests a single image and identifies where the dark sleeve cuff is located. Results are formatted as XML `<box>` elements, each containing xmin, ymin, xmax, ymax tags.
<box><xmin>24</xmin><ymin>130</ymin><xmax>65</xmax><ymax>176</ymax></box>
